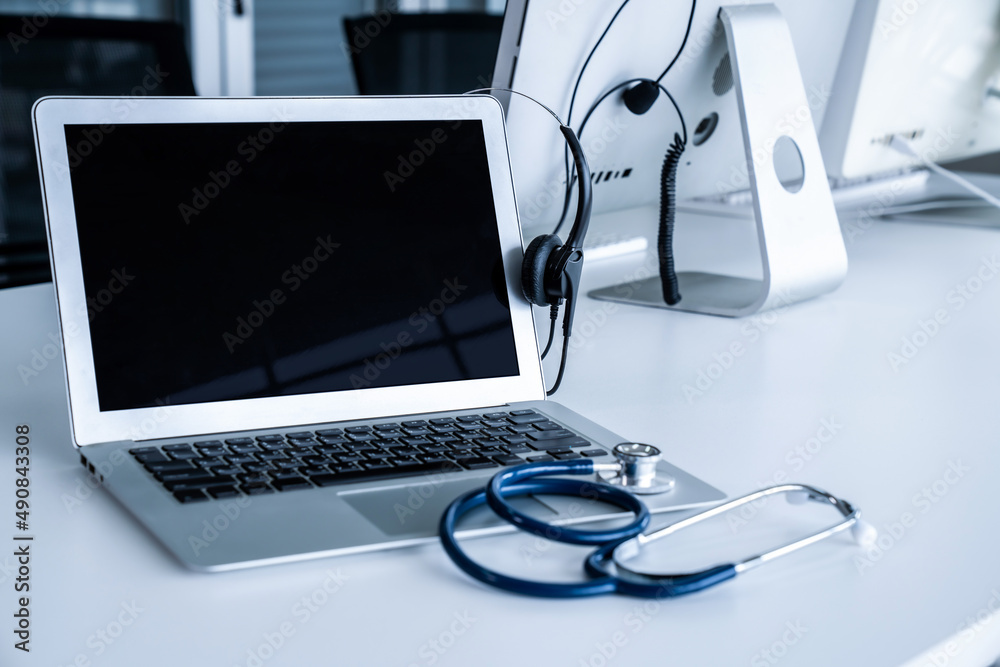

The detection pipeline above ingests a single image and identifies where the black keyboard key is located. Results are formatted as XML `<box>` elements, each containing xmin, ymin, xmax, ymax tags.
<box><xmin>157</xmin><ymin>468</ymin><xmax>216</xmax><ymax>482</ymax></box>
<box><xmin>243</xmin><ymin>462</ymin><xmax>272</xmax><ymax>473</ymax></box>
<box><xmin>213</xmin><ymin>466</ymin><xmax>244</xmax><ymax>476</ymax></box>
<box><xmin>301</xmin><ymin>466</ymin><xmax>330</xmax><ymax>476</ymax></box>
<box><xmin>239</xmin><ymin>472</ymin><xmax>270</xmax><ymax>484</ymax></box>
<box><xmin>421</xmin><ymin>444</ymin><xmax>451</xmax><ymax>454</ymax></box>
<box><xmin>460</xmin><ymin>457</ymin><xmax>499</xmax><ymax>470</ymax></box>
<box><xmin>390</xmin><ymin>457</ymin><xmax>421</xmax><ymax>467</ymax></box>
<box><xmin>225</xmin><ymin>438</ymin><xmax>255</xmax><ymax>446</ymax></box>
<box><xmin>373</xmin><ymin>423</ymin><xmax>401</xmax><ymax>431</ymax></box>
<box><xmin>333</xmin><ymin>463</ymin><xmax>363</xmax><ymax>473</ymax></box>
<box><xmin>208</xmin><ymin>486</ymin><xmax>241</xmax><ymax>499</ymax></box>
<box><xmin>483</xmin><ymin>412</ymin><xmax>507</xmax><ymax>420</ymax></box>
<box><xmin>345</xmin><ymin>426</ymin><xmax>372</xmax><ymax>434</ymax></box>
<box><xmin>429</xmin><ymin>417</ymin><xmax>456</xmax><ymax>425</ymax></box>
<box><xmin>508</xmin><ymin>424</ymin><xmax>536</xmax><ymax>434</ymax></box>
<box><xmin>259</xmin><ymin>452</ymin><xmax>288</xmax><ymax>461</ymax></box>
<box><xmin>504</xmin><ymin>444</ymin><xmax>532</xmax><ymax>454</ymax></box>
<box><xmin>336</xmin><ymin>454</ymin><xmax>365</xmax><ymax>463</ymax></box>
<box><xmin>544</xmin><ymin>447</ymin><xmax>573</xmax><ymax>455</ymax></box>
<box><xmin>256</xmin><ymin>434</ymin><xmax>285</xmax><ymax>442</ymax></box>
<box><xmin>552</xmin><ymin>452</ymin><xmax>582</xmax><ymax>460</ymax></box>
<box><xmin>197</xmin><ymin>447</ymin><xmax>228</xmax><ymax>458</ymax></box>
<box><xmin>402</xmin><ymin>427</ymin><xmax>432</xmax><ymax>436</ymax></box>
<box><xmin>481</xmin><ymin>428</ymin><xmax>507</xmax><ymax>437</ymax></box>
<box><xmin>285</xmin><ymin>431</ymin><xmax>315</xmax><ymax>440</ymax></box>
<box><xmin>493</xmin><ymin>454</ymin><xmax>524</xmax><ymax>466</ymax></box>
<box><xmin>242</xmin><ymin>483</ymin><xmax>274</xmax><ymax>495</ymax></box>
<box><xmin>401</xmin><ymin>437</ymin><xmax>431</xmax><ymax>446</ymax></box>
<box><xmin>529</xmin><ymin>437</ymin><xmax>590</xmax><ymax>451</ymax></box>
<box><xmin>362</xmin><ymin>460</ymin><xmax>394</xmax><ymax>470</ymax></box>
<box><xmin>169</xmin><ymin>450</ymin><xmax>202</xmax><ymax>460</ymax></box>
<box><xmin>145</xmin><ymin>460</ymin><xmax>197</xmax><ymax>473</ymax></box>
<box><xmin>475</xmin><ymin>438</ymin><xmax>505</xmax><ymax>447</ymax></box>
<box><xmin>226</xmin><ymin>455</ymin><xmax>257</xmax><ymax>465</ymax></box>
<box><xmin>456</xmin><ymin>415</ymin><xmax>481</xmax><ymax>422</ymax></box>
<box><xmin>526</xmin><ymin>454</ymin><xmax>554</xmax><ymax>463</ymax></box>
<box><xmin>319</xmin><ymin>435</ymin><xmax>348</xmax><ymax>445</ymax></box>
<box><xmin>287</xmin><ymin>438</ymin><xmax>317</xmax><ymax>446</ymax></box>
<box><xmin>174</xmin><ymin>489</ymin><xmax>209</xmax><ymax>503</ymax></box>
<box><xmin>193</xmin><ymin>440</ymin><xmax>224</xmax><ymax>448</ymax></box>
<box><xmin>391</xmin><ymin>446</ymin><xmax>422</xmax><ymax>456</ymax></box>
<box><xmin>163</xmin><ymin>443</ymin><xmax>193</xmax><ymax>452</ymax></box>
<box><xmin>527</xmin><ymin>429</ymin><xmax>576</xmax><ymax>441</ymax></box>
<box><xmin>197</xmin><ymin>457</ymin><xmax>229</xmax><ymax>469</ymax></box>
<box><xmin>509</xmin><ymin>413</ymin><xmax>547</xmax><ymax>425</ymax></box>
<box><xmin>420</xmin><ymin>454</ymin><xmax>452</xmax><ymax>464</ymax></box>
<box><xmin>449</xmin><ymin>450</ymin><xmax>477</xmax><ymax>460</ymax></box>
<box><xmin>581</xmin><ymin>449</ymin><xmax>610</xmax><ymax>458</ymax></box>
<box><xmin>402</xmin><ymin>420</ymin><xmax>427</xmax><ymax>428</ymax></box>
<box><xmin>304</xmin><ymin>456</ymin><xmax>334</xmax><ymax>466</ymax></box>
<box><xmin>163</xmin><ymin>475</ymin><xmax>235</xmax><ymax>491</ymax></box>
<box><xmin>316</xmin><ymin>428</ymin><xmax>343</xmax><ymax>437</ymax></box>
<box><xmin>533</xmin><ymin>422</ymin><xmax>565</xmax><ymax>431</ymax></box>
<box><xmin>510</xmin><ymin>409</ymin><xmax>538</xmax><ymax>416</ymax></box>
<box><xmin>132</xmin><ymin>450</ymin><xmax>170</xmax><ymax>464</ymax></box>
<box><xmin>271</xmin><ymin>477</ymin><xmax>313</xmax><ymax>492</ymax></box>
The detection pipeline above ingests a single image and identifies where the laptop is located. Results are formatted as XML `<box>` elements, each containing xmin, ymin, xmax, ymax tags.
<box><xmin>33</xmin><ymin>95</ymin><xmax>725</xmax><ymax>571</ymax></box>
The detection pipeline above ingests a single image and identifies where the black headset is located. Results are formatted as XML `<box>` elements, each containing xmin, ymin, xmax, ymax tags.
<box><xmin>466</xmin><ymin>88</ymin><xmax>594</xmax><ymax>396</ymax></box>
<box><xmin>467</xmin><ymin>0</ymin><xmax>694</xmax><ymax>393</ymax></box>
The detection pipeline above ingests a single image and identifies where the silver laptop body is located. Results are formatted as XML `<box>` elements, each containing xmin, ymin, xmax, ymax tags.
<box><xmin>34</xmin><ymin>95</ymin><xmax>724</xmax><ymax>571</ymax></box>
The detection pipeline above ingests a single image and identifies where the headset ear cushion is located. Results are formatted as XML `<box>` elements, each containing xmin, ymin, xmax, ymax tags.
<box><xmin>521</xmin><ymin>234</ymin><xmax>562</xmax><ymax>306</ymax></box>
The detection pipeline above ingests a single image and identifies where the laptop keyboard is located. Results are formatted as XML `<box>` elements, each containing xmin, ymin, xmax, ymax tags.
<box><xmin>126</xmin><ymin>410</ymin><xmax>610</xmax><ymax>503</ymax></box>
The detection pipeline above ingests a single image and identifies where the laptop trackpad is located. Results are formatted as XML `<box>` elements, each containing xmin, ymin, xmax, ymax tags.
<box><xmin>340</xmin><ymin>479</ymin><xmax>555</xmax><ymax>537</ymax></box>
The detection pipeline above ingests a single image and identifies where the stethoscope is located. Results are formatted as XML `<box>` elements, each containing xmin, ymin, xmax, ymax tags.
<box><xmin>440</xmin><ymin>443</ymin><xmax>877</xmax><ymax>598</ymax></box>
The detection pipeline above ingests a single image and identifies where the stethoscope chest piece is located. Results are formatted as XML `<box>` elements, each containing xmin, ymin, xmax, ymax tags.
<box><xmin>596</xmin><ymin>443</ymin><xmax>676</xmax><ymax>495</ymax></box>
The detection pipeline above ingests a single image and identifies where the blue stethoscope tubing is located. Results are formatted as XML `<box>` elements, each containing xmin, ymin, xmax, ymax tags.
<box><xmin>439</xmin><ymin>459</ymin><xmax>870</xmax><ymax>599</ymax></box>
<box><xmin>439</xmin><ymin>459</ymin><xmax>738</xmax><ymax>598</ymax></box>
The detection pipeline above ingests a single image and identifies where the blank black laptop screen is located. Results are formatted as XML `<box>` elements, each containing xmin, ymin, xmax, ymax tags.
<box><xmin>64</xmin><ymin>119</ymin><xmax>520</xmax><ymax>412</ymax></box>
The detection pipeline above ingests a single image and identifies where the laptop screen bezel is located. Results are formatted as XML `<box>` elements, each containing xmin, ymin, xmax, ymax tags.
<box><xmin>34</xmin><ymin>95</ymin><xmax>545</xmax><ymax>446</ymax></box>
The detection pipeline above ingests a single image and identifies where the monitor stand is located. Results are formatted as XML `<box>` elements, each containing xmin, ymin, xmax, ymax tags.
<box><xmin>589</xmin><ymin>3</ymin><xmax>848</xmax><ymax>318</ymax></box>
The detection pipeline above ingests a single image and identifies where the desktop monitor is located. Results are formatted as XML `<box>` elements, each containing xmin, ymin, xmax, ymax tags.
<box><xmin>493</xmin><ymin>0</ymin><xmax>855</xmax><ymax>233</ymax></box>
<box><xmin>820</xmin><ymin>0</ymin><xmax>1000</xmax><ymax>181</ymax></box>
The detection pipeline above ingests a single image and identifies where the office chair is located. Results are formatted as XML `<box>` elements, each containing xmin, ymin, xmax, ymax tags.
<box><xmin>0</xmin><ymin>15</ymin><xmax>196</xmax><ymax>289</ymax></box>
<box><xmin>342</xmin><ymin>12</ymin><xmax>503</xmax><ymax>95</ymax></box>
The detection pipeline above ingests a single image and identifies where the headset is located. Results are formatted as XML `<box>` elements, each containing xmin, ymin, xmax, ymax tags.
<box><xmin>465</xmin><ymin>0</ymin><xmax>696</xmax><ymax>394</ymax></box>
<box><xmin>466</xmin><ymin>89</ymin><xmax>593</xmax><ymax>396</ymax></box>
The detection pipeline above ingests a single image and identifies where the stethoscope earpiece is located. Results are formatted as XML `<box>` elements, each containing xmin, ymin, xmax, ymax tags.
<box><xmin>851</xmin><ymin>519</ymin><xmax>878</xmax><ymax>547</ymax></box>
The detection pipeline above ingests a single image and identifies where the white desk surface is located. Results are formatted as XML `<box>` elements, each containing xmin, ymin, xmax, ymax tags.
<box><xmin>3</xmin><ymin>208</ymin><xmax>1000</xmax><ymax>667</ymax></box>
